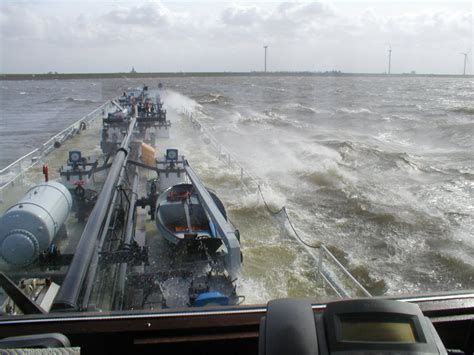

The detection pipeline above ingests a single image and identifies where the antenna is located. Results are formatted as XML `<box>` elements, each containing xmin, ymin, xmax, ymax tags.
<box><xmin>388</xmin><ymin>44</ymin><xmax>392</xmax><ymax>75</ymax></box>
<box><xmin>264</xmin><ymin>45</ymin><xmax>268</xmax><ymax>73</ymax></box>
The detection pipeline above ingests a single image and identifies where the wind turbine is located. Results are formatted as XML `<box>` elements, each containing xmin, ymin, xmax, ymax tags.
<box><xmin>461</xmin><ymin>49</ymin><xmax>471</xmax><ymax>75</ymax></box>
<box><xmin>387</xmin><ymin>44</ymin><xmax>392</xmax><ymax>75</ymax></box>
<box><xmin>264</xmin><ymin>45</ymin><xmax>268</xmax><ymax>73</ymax></box>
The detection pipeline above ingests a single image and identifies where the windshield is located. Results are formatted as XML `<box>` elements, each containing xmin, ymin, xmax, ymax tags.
<box><xmin>0</xmin><ymin>0</ymin><xmax>472</xmax><ymax>317</ymax></box>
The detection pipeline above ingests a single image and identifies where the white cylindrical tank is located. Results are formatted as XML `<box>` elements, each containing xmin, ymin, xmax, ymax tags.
<box><xmin>0</xmin><ymin>181</ymin><xmax>72</xmax><ymax>266</ymax></box>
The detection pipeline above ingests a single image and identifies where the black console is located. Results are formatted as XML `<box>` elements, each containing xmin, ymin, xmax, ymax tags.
<box><xmin>259</xmin><ymin>299</ymin><xmax>449</xmax><ymax>355</ymax></box>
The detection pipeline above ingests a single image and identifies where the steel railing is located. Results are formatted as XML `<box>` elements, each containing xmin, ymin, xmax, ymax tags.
<box><xmin>0</xmin><ymin>100</ymin><xmax>116</xmax><ymax>193</ymax></box>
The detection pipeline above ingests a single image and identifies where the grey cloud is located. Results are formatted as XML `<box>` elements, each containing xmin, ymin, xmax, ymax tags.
<box><xmin>103</xmin><ymin>1</ymin><xmax>177</xmax><ymax>27</ymax></box>
<box><xmin>0</xmin><ymin>4</ymin><xmax>46</xmax><ymax>40</ymax></box>
<box><xmin>221</xmin><ymin>6</ymin><xmax>265</xmax><ymax>26</ymax></box>
<box><xmin>276</xmin><ymin>2</ymin><xmax>334</xmax><ymax>18</ymax></box>
<box><xmin>1</xmin><ymin>1</ymin><xmax>192</xmax><ymax>46</ymax></box>
<box><xmin>219</xmin><ymin>2</ymin><xmax>336</xmax><ymax>42</ymax></box>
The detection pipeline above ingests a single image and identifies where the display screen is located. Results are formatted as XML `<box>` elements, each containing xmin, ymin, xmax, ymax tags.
<box><xmin>339</xmin><ymin>315</ymin><xmax>417</xmax><ymax>343</ymax></box>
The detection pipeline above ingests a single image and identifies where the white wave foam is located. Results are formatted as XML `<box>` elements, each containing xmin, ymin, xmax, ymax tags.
<box><xmin>250</xmin><ymin>84</ymin><xmax>286</xmax><ymax>92</ymax></box>
<box><xmin>257</xmin><ymin>183</ymin><xmax>286</xmax><ymax>211</ymax></box>
<box><xmin>198</xmin><ymin>93</ymin><xmax>226</xmax><ymax>104</ymax></box>
<box><xmin>160</xmin><ymin>89</ymin><xmax>201</xmax><ymax>114</ymax></box>
<box><xmin>375</xmin><ymin>132</ymin><xmax>412</xmax><ymax>147</ymax></box>
<box><xmin>295</xmin><ymin>140</ymin><xmax>358</xmax><ymax>188</ymax></box>
<box><xmin>337</xmin><ymin>107</ymin><xmax>373</xmax><ymax>114</ymax></box>
<box><xmin>299</xmin><ymin>141</ymin><xmax>342</xmax><ymax>162</ymax></box>
<box><xmin>65</xmin><ymin>97</ymin><xmax>100</xmax><ymax>104</ymax></box>
<box><xmin>237</xmin><ymin>110</ymin><xmax>292</xmax><ymax>128</ymax></box>
<box><xmin>236</xmin><ymin>276</ymin><xmax>270</xmax><ymax>305</ymax></box>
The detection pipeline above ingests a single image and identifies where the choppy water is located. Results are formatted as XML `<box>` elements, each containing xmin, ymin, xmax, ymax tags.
<box><xmin>0</xmin><ymin>76</ymin><xmax>473</xmax><ymax>300</ymax></box>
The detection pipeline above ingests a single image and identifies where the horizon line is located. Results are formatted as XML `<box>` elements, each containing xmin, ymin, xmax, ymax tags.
<box><xmin>0</xmin><ymin>71</ymin><xmax>472</xmax><ymax>78</ymax></box>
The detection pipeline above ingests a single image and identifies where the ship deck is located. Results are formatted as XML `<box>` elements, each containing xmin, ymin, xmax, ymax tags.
<box><xmin>0</xmin><ymin>94</ymin><xmax>348</xmax><ymax>314</ymax></box>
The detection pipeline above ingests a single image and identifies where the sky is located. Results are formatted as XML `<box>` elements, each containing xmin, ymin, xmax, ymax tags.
<box><xmin>0</xmin><ymin>0</ymin><xmax>472</xmax><ymax>74</ymax></box>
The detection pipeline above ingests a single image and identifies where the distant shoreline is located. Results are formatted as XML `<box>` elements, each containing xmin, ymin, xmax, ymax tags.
<box><xmin>0</xmin><ymin>72</ymin><xmax>472</xmax><ymax>80</ymax></box>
